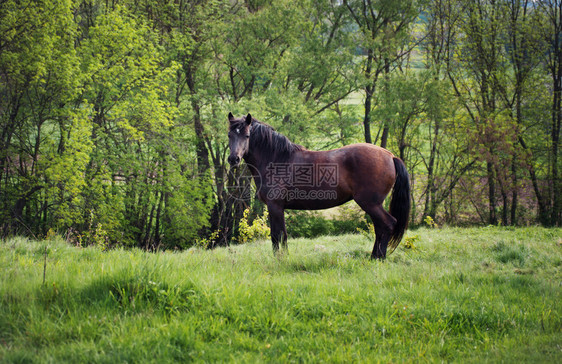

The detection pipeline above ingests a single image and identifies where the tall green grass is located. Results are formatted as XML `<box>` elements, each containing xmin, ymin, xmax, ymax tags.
<box><xmin>1</xmin><ymin>227</ymin><xmax>561</xmax><ymax>363</ymax></box>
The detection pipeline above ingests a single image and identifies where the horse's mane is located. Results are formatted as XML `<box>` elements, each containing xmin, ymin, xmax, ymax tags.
<box><xmin>232</xmin><ymin>118</ymin><xmax>305</xmax><ymax>162</ymax></box>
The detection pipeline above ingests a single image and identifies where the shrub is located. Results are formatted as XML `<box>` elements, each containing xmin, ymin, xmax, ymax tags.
<box><xmin>286</xmin><ymin>211</ymin><xmax>368</xmax><ymax>238</ymax></box>
<box><xmin>424</xmin><ymin>215</ymin><xmax>438</xmax><ymax>228</ymax></box>
<box><xmin>238</xmin><ymin>208</ymin><xmax>270</xmax><ymax>243</ymax></box>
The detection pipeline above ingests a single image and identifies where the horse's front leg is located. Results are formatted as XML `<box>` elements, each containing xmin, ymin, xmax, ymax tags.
<box><xmin>267</xmin><ymin>202</ymin><xmax>287</xmax><ymax>254</ymax></box>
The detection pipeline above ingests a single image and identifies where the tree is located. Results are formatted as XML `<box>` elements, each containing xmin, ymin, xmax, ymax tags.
<box><xmin>0</xmin><ymin>0</ymin><xmax>80</xmax><ymax>234</ymax></box>
<box><xmin>445</xmin><ymin>0</ymin><xmax>516</xmax><ymax>225</ymax></box>
<box><xmin>343</xmin><ymin>0</ymin><xmax>421</xmax><ymax>146</ymax></box>
<box><xmin>499</xmin><ymin>0</ymin><xmax>546</xmax><ymax>224</ymax></box>
<box><xmin>537</xmin><ymin>0</ymin><xmax>562</xmax><ymax>225</ymax></box>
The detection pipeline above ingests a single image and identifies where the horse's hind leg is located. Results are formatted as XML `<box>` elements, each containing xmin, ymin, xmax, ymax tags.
<box><xmin>357</xmin><ymin>202</ymin><xmax>397</xmax><ymax>259</ymax></box>
<box><xmin>370</xmin><ymin>205</ymin><xmax>397</xmax><ymax>259</ymax></box>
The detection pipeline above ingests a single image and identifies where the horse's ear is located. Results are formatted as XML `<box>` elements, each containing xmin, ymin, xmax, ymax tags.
<box><xmin>245</xmin><ymin>113</ymin><xmax>252</xmax><ymax>125</ymax></box>
<box><xmin>228</xmin><ymin>112</ymin><xmax>235</xmax><ymax>123</ymax></box>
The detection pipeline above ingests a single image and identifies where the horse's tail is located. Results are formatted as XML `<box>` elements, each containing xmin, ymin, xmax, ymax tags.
<box><xmin>388</xmin><ymin>157</ymin><xmax>411</xmax><ymax>252</ymax></box>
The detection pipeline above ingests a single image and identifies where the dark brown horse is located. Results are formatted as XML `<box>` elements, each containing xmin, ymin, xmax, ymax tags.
<box><xmin>227</xmin><ymin>113</ymin><xmax>410</xmax><ymax>259</ymax></box>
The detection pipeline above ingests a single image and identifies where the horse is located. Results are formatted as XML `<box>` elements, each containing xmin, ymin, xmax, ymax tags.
<box><xmin>227</xmin><ymin>113</ymin><xmax>410</xmax><ymax>259</ymax></box>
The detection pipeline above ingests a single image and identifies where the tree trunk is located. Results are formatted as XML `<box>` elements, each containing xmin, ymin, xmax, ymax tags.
<box><xmin>551</xmin><ymin>20</ymin><xmax>562</xmax><ymax>225</ymax></box>
<box><xmin>380</xmin><ymin>58</ymin><xmax>391</xmax><ymax>150</ymax></box>
<box><xmin>487</xmin><ymin>161</ymin><xmax>498</xmax><ymax>225</ymax></box>
<box><xmin>185</xmin><ymin>64</ymin><xmax>210</xmax><ymax>174</ymax></box>
<box><xmin>363</xmin><ymin>49</ymin><xmax>374</xmax><ymax>144</ymax></box>
<box><xmin>510</xmin><ymin>157</ymin><xmax>518</xmax><ymax>225</ymax></box>
<box><xmin>192</xmin><ymin>101</ymin><xmax>210</xmax><ymax>174</ymax></box>
<box><xmin>380</xmin><ymin>127</ymin><xmax>389</xmax><ymax>149</ymax></box>
<box><xmin>423</xmin><ymin>119</ymin><xmax>440</xmax><ymax>220</ymax></box>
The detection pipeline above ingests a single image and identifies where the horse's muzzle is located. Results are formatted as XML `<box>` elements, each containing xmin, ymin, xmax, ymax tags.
<box><xmin>228</xmin><ymin>155</ymin><xmax>241</xmax><ymax>167</ymax></box>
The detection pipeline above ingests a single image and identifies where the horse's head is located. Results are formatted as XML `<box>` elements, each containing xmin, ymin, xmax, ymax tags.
<box><xmin>227</xmin><ymin>112</ymin><xmax>252</xmax><ymax>167</ymax></box>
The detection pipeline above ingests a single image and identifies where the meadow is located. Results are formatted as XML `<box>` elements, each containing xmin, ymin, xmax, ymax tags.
<box><xmin>1</xmin><ymin>227</ymin><xmax>561</xmax><ymax>363</ymax></box>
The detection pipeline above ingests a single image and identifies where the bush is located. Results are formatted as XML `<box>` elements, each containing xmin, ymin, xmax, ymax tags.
<box><xmin>286</xmin><ymin>211</ymin><xmax>368</xmax><ymax>238</ymax></box>
<box><xmin>238</xmin><ymin>208</ymin><xmax>270</xmax><ymax>243</ymax></box>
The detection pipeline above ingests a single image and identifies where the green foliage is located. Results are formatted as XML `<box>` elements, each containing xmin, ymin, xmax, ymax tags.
<box><xmin>286</xmin><ymin>211</ymin><xmax>366</xmax><ymax>239</ymax></box>
<box><xmin>402</xmin><ymin>234</ymin><xmax>420</xmax><ymax>249</ymax></box>
<box><xmin>0</xmin><ymin>0</ymin><xmax>81</xmax><ymax>231</ymax></box>
<box><xmin>424</xmin><ymin>215</ymin><xmax>438</xmax><ymax>228</ymax></box>
<box><xmin>195</xmin><ymin>229</ymin><xmax>220</xmax><ymax>249</ymax></box>
<box><xmin>0</xmin><ymin>0</ymin><xmax>560</xmax><ymax>246</ymax></box>
<box><xmin>79</xmin><ymin>6</ymin><xmax>177</xmax><ymax>139</ymax></box>
<box><xmin>237</xmin><ymin>208</ymin><xmax>270</xmax><ymax>244</ymax></box>
<box><xmin>161</xmin><ymin>173</ymin><xmax>214</xmax><ymax>249</ymax></box>
<box><xmin>357</xmin><ymin>218</ymin><xmax>376</xmax><ymax>241</ymax></box>
<box><xmin>286</xmin><ymin>211</ymin><xmax>335</xmax><ymax>238</ymax></box>
<box><xmin>42</xmin><ymin>112</ymin><xmax>94</xmax><ymax>228</ymax></box>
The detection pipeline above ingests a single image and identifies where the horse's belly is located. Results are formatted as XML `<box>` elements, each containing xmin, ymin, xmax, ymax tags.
<box><xmin>268</xmin><ymin>187</ymin><xmax>352</xmax><ymax>210</ymax></box>
<box><xmin>285</xmin><ymin>197</ymin><xmax>352</xmax><ymax>210</ymax></box>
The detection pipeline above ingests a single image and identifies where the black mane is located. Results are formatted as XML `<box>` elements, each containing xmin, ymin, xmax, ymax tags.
<box><xmin>232</xmin><ymin>118</ymin><xmax>305</xmax><ymax>162</ymax></box>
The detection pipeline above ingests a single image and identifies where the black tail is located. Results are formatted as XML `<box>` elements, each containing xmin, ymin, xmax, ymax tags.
<box><xmin>388</xmin><ymin>157</ymin><xmax>411</xmax><ymax>252</ymax></box>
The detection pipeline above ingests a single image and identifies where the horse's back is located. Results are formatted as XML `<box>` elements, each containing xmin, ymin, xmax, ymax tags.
<box><xmin>337</xmin><ymin>143</ymin><xmax>396</xmax><ymax>185</ymax></box>
<box><xmin>320</xmin><ymin>143</ymin><xmax>395</xmax><ymax>172</ymax></box>
<box><xmin>294</xmin><ymin>143</ymin><xmax>396</xmax><ymax>196</ymax></box>
<box><xmin>297</xmin><ymin>143</ymin><xmax>394</xmax><ymax>162</ymax></box>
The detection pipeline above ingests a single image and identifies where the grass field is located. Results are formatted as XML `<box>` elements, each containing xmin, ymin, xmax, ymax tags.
<box><xmin>1</xmin><ymin>227</ymin><xmax>561</xmax><ymax>363</ymax></box>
